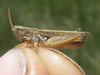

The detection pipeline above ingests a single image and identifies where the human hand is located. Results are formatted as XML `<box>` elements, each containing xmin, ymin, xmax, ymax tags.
<box><xmin>0</xmin><ymin>44</ymin><xmax>85</xmax><ymax>75</ymax></box>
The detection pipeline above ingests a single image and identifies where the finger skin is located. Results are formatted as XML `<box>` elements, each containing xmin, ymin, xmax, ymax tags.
<box><xmin>38</xmin><ymin>47</ymin><xmax>85</xmax><ymax>75</ymax></box>
<box><xmin>0</xmin><ymin>48</ymin><xmax>22</xmax><ymax>75</ymax></box>
<box><xmin>21</xmin><ymin>47</ymin><xmax>49</xmax><ymax>75</ymax></box>
<box><xmin>0</xmin><ymin>47</ymin><xmax>49</xmax><ymax>75</ymax></box>
<box><xmin>0</xmin><ymin>44</ymin><xmax>85</xmax><ymax>75</ymax></box>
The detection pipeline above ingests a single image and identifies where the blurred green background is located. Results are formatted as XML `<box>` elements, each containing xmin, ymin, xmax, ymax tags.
<box><xmin>0</xmin><ymin>0</ymin><xmax>99</xmax><ymax>75</ymax></box>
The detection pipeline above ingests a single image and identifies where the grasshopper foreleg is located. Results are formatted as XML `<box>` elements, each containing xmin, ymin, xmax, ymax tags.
<box><xmin>32</xmin><ymin>33</ymin><xmax>50</xmax><ymax>53</ymax></box>
<box><xmin>32</xmin><ymin>33</ymin><xmax>39</xmax><ymax>53</ymax></box>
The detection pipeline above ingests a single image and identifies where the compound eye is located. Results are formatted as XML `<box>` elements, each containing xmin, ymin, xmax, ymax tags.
<box><xmin>14</xmin><ymin>26</ymin><xmax>18</xmax><ymax>29</ymax></box>
<box><xmin>14</xmin><ymin>26</ymin><xmax>24</xmax><ymax>30</ymax></box>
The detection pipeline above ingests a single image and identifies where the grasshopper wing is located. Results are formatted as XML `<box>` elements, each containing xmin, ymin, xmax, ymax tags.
<box><xmin>47</xmin><ymin>34</ymin><xmax>81</xmax><ymax>48</ymax></box>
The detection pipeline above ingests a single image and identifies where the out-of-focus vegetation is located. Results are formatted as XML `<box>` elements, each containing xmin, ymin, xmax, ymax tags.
<box><xmin>0</xmin><ymin>0</ymin><xmax>99</xmax><ymax>74</ymax></box>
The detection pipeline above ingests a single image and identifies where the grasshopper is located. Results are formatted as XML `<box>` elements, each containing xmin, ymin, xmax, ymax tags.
<box><xmin>8</xmin><ymin>8</ymin><xmax>91</xmax><ymax>53</ymax></box>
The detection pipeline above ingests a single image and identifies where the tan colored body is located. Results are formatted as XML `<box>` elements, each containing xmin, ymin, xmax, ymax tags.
<box><xmin>8</xmin><ymin>8</ymin><xmax>91</xmax><ymax>53</ymax></box>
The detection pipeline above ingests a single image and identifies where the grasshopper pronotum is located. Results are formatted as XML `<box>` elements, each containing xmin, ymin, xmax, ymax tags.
<box><xmin>8</xmin><ymin>8</ymin><xmax>91</xmax><ymax>53</ymax></box>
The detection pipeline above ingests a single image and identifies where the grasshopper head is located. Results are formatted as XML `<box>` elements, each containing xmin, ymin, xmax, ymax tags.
<box><xmin>11</xmin><ymin>25</ymin><xmax>31</xmax><ymax>42</ymax></box>
<box><xmin>12</xmin><ymin>25</ymin><xmax>25</xmax><ymax>41</ymax></box>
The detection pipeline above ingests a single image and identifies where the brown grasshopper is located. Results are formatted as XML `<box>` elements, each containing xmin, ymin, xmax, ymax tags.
<box><xmin>8</xmin><ymin>8</ymin><xmax>91</xmax><ymax>53</ymax></box>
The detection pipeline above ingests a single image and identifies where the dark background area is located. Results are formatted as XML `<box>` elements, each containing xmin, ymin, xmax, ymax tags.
<box><xmin>0</xmin><ymin>0</ymin><xmax>99</xmax><ymax>75</ymax></box>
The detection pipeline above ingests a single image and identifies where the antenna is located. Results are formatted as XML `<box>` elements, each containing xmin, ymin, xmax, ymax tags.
<box><xmin>8</xmin><ymin>7</ymin><xmax>13</xmax><ymax>28</ymax></box>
